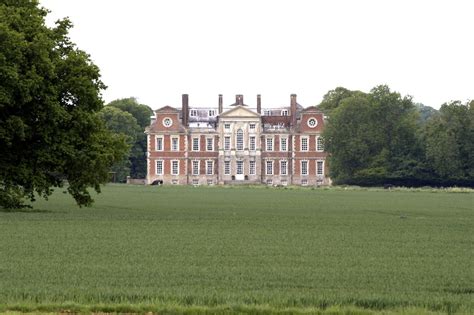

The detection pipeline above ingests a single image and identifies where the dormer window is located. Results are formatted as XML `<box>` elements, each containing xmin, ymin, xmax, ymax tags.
<box><xmin>263</xmin><ymin>110</ymin><xmax>271</xmax><ymax>116</ymax></box>
<box><xmin>281</xmin><ymin>109</ymin><xmax>289</xmax><ymax>116</ymax></box>
<box><xmin>190</xmin><ymin>110</ymin><xmax>198</xmax><ymax>117</ymax></box>
<box><xmin>208</xmin><ymin>110</ymin><xmax>216</xmax><ymax>117</ymax></box>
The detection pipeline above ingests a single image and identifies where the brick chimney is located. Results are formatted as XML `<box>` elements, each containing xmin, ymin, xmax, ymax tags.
<box><xmin>182</xmin><ymin>94</ymin><xmax>189</xmax><ymax>127</ymax></box>
<box><xmin>290</xmin><ymin>94</ymin><xmax>297</xmax><ymax>127</ymax></box>
<box><xmin>257</xmin><ymin>94</ymin><xmax>261</xmax><ymax>114</ymax></box>
<box><xmin>218</xmin><ymin>94</ymin><xmax>223</xmax><ymax>114</ymax></box>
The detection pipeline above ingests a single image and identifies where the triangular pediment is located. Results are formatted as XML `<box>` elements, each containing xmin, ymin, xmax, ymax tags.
<box><xmin>220</xmin><ymin>106</ymin><xmax>259</xmax><ymax>118</ymax></box>
<box><xmin>155</xmin><ymin>106</ymin><xmax>179</xmax><ymax>113</ymax></box>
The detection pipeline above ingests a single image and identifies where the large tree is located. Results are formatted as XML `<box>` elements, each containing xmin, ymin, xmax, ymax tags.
<box><xmin>0</xmin><ymin>0</ymin><xmax>127</xmax><ymax>208</ymax></box>
<box><xmin>423</xmin><ymin>100</ymin><xmax>474</xmax><ymax>185</ymax></box>
<box><xmin>107</xmin><ymin>98</ymin><xmax>153</xmax><ymax>179</ymax></box>
<box><xmin>98</xmin><ymin>106</ymin><xmax>140</xmax><ymax>182</ymax></box>
<box><xmin>322</xmin><ymin>85</ymin><xmax>423</xmax><ymax>185</ymax></box>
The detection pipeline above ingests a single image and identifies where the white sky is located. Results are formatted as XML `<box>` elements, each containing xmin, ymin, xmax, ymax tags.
<box><xmin>40</xmin><ymin>0</ymin><xmax>473</xmax><ymax>110</ymax></box>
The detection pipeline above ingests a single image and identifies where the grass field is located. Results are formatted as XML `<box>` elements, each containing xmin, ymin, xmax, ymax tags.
<box><xmin>0</xmin><ymin>185</ymin><xmax>472</xmax><ymax>314</ymax></box>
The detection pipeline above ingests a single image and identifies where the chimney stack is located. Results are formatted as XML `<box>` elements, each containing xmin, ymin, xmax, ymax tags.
<box><xmin>182</xmin><ymin>94</ymin><xmax>189</xmax><ymax>127</ymax></box>
<box><xmin>218</xmin><ymin>94</ymin><xmax>223</xmax><ymax>114</ymax></box>
<box><xmin>235</xmin><ymin>94</ymin><xmax>244</xmax><ymax>105</ymax></box>
<box><xmin>290</xmin><ymin>94</ymin><xmax>297</xmax><ymax>126</ymax></box>
<box><xmin>257</xmin><ymin>94</ymin><xmax>261</xmax><ymax>114</ymax></box>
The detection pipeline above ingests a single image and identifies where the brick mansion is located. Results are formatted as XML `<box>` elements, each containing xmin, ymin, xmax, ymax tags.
<box><xmin>146</xmin><ymin>94</ymin><xmax>330</xmax><ymax>186</ymax></box>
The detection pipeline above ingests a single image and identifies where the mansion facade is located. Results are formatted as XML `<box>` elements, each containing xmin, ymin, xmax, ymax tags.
<box><xmin>145</xmin><ymin>94</ymin><xmax>330</xmax><ymax>186</ymax></box>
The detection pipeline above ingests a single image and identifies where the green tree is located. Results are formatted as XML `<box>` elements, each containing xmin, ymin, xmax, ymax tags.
<box><xmin>423</xmin><ymin>100</ymin><xmax>474</xmax><ymax>184</ymax></box>
<box><xmin>323</xmin><ymin>85</ymin><xmax>423</xmax><ymax>185</ymax></box>
<box><xmin>107</xmin><ymin>98</ymin><xmax>153</xmax><ymax>179</ymax></box>
<box><xmin>317</xmin><ymin>87</ymin><xmax>358</xmax><ymax>113</ymax></box>
<box><xmin>98</xmin><ymin>106</ymin><xmax>140</xmax><ymax>182</ymax></box>
<box><xmin>0</xmin><ymin>0</ymin><xmax>127</xmax><ymax>208</ymax></box>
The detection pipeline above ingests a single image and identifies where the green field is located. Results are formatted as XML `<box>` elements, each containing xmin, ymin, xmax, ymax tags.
<box><xmin>0</xmin><ymin>185</ymin><xmax>472</xmax><ymax>314</ymax></box>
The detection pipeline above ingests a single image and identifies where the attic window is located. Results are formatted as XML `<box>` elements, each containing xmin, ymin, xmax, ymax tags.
<box><xmin>281</xmin><ymin>110</ymin><xmax>289</xmax><ymax>116</ymax></box>
<box><xmin>208</xmin><ymin>110</ymin><xmax>216</xmax><ymax>117</ymax></box>
<box><xmin>190</xmin><ymin>110</ymin><xmax>198</xmax><ymax>117</ymax></box>
<box><xmin>263</xmin><ymin>110</ymin><xmax>271</xmax><ymax>116</ymax></box>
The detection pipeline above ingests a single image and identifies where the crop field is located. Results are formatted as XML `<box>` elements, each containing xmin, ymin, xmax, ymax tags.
<box><xmin>0</xmin><ymin>185</ymin><xmax>472</xmax><ymax>314</ymax></box>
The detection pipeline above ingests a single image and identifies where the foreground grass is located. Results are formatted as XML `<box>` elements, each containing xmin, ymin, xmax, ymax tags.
<box><xmin>0</xmin><ymin>185</ymin><xmax>472</xmax><ymax>314</ymax></box>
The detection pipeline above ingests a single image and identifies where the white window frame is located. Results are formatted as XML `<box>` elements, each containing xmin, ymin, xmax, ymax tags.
<box><xmin>280</xmin><ymin>160</ymin><xmax>287</xmax><ymax>176</ymax></box>
<box><xmin>249</xmin><ymin>136</ymin><xmax>256</xmax><ymax>151</ymax></box>
<box><xmin>236</xmin><ymin>160</ymin><xmax>244</xmax><ymax>175</ymax></box>
<box><xmin>192</xmin><ymin>137</ymin><xmax>200</xmax><ymax>151</ymax></box>
<box><xmin>206</xmin><ymin>137</ymin><xmax>214</xmax><ymax>151</ymax></box>
<box><xmin>236</xmin><ymin>129</ymin><xmax>244</xmax><ymax>151</ymax></box>
<box><xmin>316</xmin><ymin>136</ymin><xmax>324</xmax><ymax>152</ymax></box>
<box><xmin>249</xmin><ymin>160</ymin><xmax>256</xmax><ymax>175</ymax></box>
<box><xmin>155</xmin><ymin>136</ymin><xmax>163</xmax><ymax>151</ymax></box>
<box><xmin>266</xmin><ymin>160</ymin><xmax>273</xmax><ymax>175</ymax></box>
<box><xmin>301</xmin><ymin>160</ymin><xmax>309</xmax><ymax>176</ymax></box>
<box><xmin>280</xmin><ymin>137</ymin><xmax>287</xmax><ymax>152</ymax></box>
<box><xmin>192</xmin><ymin>160</ymin><xmax>200</xmax><ymax>176</ymax></box>
<box><xmin>171</xmin><ymin>160</ymin><xmax>179</xmax><ymax>175</ymax></box>
<box><xmin>190</xmin><ymin>109</ymin><xmax>198</xmax><ymax>117</ymax></box>
<box><xmin>317</xmin><ymin>160</ymin><xmax>324</xmax><ymax>176</ymax></box>
<box><xmin>224</xmin><ymin>161</ymin><xmax>231</xmax><ymax>175</ymax></box>
<box><xmin>266</xmin><ymin>137</ymin><xmax>274</xmax><ymax>151</ymax></box>
<box><xmin>281</xmin><ymin>109</ymin><xmax>289</xmax><ymax>116</ymax></box>
<box><xmin>156</xmin><ymin>160</ymin><xmax>163</xmax><ymax>175</ymax></box>
<box><xmin>224</xmin><ymin>136</ymin><xmax>231</xmax><ymax>151</ymax></box>
<box><xmin>206</xmin><ymin>160</ymin><xmax>214</xmax><ymax>175</ymax></box>
<box><xmin>224</xmin><ymin>123</ymin><xmax>231</xmax><ymax>131</ymax></box>
<box><xmin>171</xmin><ymin>137</ymin><xmax>179</xmax><ymax>152</ymax></box>
<box><xmin>301</xmin><ymin>137</ymin><xmax>309</xmax><ymax>152</ymax></box>
<box><xmin>208</xmin><ymin>109</ymin><xmax>216</xmax><ymax>117</ymax></box>
<box><xmin>263</xmin><ymin>110</ymin><xmax>271</xmax><ymax>116</ymax></box>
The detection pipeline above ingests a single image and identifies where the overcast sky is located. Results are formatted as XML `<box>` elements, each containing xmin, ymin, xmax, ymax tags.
<box><xmin>40</xmin><ymin>0</ymin><xmax>473</xmax><ymax>110</ymax></box>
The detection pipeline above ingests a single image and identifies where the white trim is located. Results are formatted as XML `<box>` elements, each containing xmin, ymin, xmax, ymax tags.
<box><xmin>155</xmin><ymin>136</ymin><xmax>164</xmax><ymax>151</ymax></box>
<box><xmin>300</xmin><ymin>136</ymin><xmax>309</xmax><ymax>152</ymax></box>
<box><xmin>266</xmin><ymin>160</ymin><xmax>274</xmax><ymax>175</ymax></box>
<box><xmin>192</xmin><ymin>160</ymin><xmax>200</xmax><ymax>176</ymax></box>
<box><xmin>316</xmin><ymin>160</ymin><xmax>324</xmax><ymax>176</ymax></box>
<box><xmin>249</xmin><ymin>136</ymin><xmax>256</xmax><ymax>151</ymax></box>
<box><xmin>206</xmin><ymin>160</ymin><xmax>214</xmax><ymax>175</ymax></box>
<box><xmin>171</xmin><ymin>160</ymin><xmax>179</xmax><ymax>175</ymax></box>
<box><xmin>156</xmin><ymin>160</ymin><xmax>164</xmax><ymax>175</ymax></box>
<box><xmin>171</xmin><ymin>136</ymin><xmax>179</xmax><ymax>151</ymax></box>
<box><xmin>249</xmin><ymin>160</ymin><xmax>256</xmax><ymax>175</ymax></box>
<box><xmin>266</xmin><ymin>136</ymin><xmax>274</xmax><ymax>151</ymax></box>
<box><xmin>224</xmin><ymin>160</ymin><xmax>231</xmax><ymax>175</ymax></box>
<box><xmin>301</xmin><ymin>160</ymin><xmax>309</xmax><ymax>176</ymax></box>
<box><xmin>206</xmin><ymin>137</ymin><xmax>214</xmax><ymax>151</ymax></box>
<box><xmin>307</xmin><ymin>117</ymin><xmax>318</xmax><ymax>128</ymax></box>
<box><xmin>224</xmin><ymin>136</ymin><xmax>231</xmax><ymax>151</ymax></box>
<box><xmin>280</xmin><ymin>136</ymin><xmax>288</xmax><ymax>152</ymax></box>
<box><xmin>162</xmin><ymin>117</ymin><xmax>173</xmax><ymax>127</ymax></box>
<box><xmin>280</xmin><ymin>160</ymin><xmax>288</xmax><ymax>176</ymax></box>
<box><xmin>192</xmin><ymin>137</ymin><xmax>200</xmax><ymax>152</ymax></box>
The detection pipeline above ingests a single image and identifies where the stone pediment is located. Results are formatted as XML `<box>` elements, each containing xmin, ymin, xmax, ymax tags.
<box><xmin>220</xmin><ymin>106</ymin><xmax>259</xmax><ymax>118</ymax></box>
<box><xmin>155</xmin><ymin>106</ymin><xmax>179</xmax><ymax>113</ymax></box>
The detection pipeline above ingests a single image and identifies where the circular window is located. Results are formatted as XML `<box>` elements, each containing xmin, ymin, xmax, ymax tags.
<box><xmin>163</xmin><ymin>117</ymin><xmax>173</xmax><ymax>127</ymax></box>
<box><xmin>307</xmin><ymin>117</ymin><xmax>318</xmax><ymax>128</ymax></box>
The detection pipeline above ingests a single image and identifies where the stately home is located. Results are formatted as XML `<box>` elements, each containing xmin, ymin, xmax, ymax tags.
<box><xmin>145</xmin><ymin>94</ymin><xmax>330</xmax><ymax>186</ymax></box>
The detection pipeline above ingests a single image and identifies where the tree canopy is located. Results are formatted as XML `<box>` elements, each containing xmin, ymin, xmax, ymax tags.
<box><xmin>105</xmin><ymin>98</ymin><xmax>153</xmax><ymax>179</ymax></box>
<box><xmin>0</xmin><ymin>0</ymin><xmax>128</xmax><ymax>208</ymax></box>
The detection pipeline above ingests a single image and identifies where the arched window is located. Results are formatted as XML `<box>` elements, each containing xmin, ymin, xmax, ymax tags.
<box><xmin>236</xmin><ymin>129</ymin><xmax>244</xmax><ymax>151</ymax></box>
